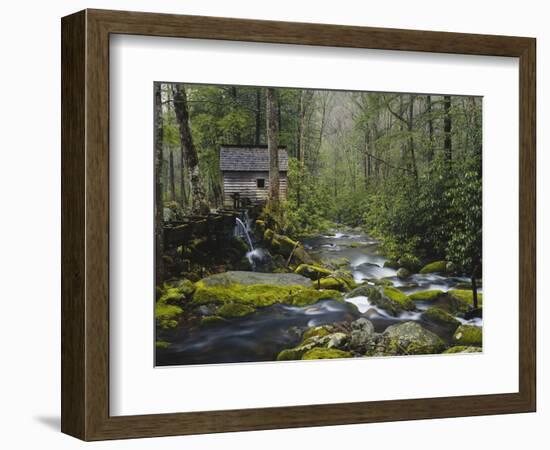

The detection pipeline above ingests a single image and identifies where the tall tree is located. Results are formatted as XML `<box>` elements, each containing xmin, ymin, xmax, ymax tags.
<box><xmin>443</xmin><ymin>95</ymin><xmax>452</xmax><ymax>166</ymax></box>
<box><xmin>169</xmin><ymin>149</ymin><xmax>176</xmax><ymax>201</ymax></box>
<box><xmin>266</xmin><ymin>87</ymin><xmax>280</xmax><ymax>208</ymax></box>
<box><xmin>173</xmin><ymin>85</ymin><xmax>210</xmax><ymax>215</ymax></box>
<box><xmin>154</xmin><ymin>83</ymin><xmax>164</xmax><ymax>284</ymax></box>
<box><xmin>255</xmin><ymin>88</ymin><xmax>262</xmax><ymax>145</ymax></box>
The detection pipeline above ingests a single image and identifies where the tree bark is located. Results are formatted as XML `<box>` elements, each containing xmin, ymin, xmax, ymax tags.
<box><xmin>255</xmin><ymin>88</ymin><xmax>261</xmax><ymax>145</ymax></box>
<box><xmin>169</xmin><ymin>149</ymin><xmax>176</xmax><ymax>201</ymax></box>
<box><xmin>407</xmin><ymin>95</ymin><xmax>418</xmax><ymax>181</ymax></box>
<box><xmin>426</xmin><ymin>95</ymin><xmax>434</xmax><ymax>161</ymax></box>
<box><xmin>266</xmin><ymin>88</ymin><xmax>280</xmax><ymax>206</ymax></box>
<box><xmin>173</xmin><ymin>85</ymin><xmax>210</xmax><ymax>215</ymax></box>
<box><xmin>444</xmin><ymin>95</ymin><xmax>452</xmax><ymax>166</ymax></box>
<box><xmin>154</xmin><ymin>83</ymin><xmax>165</xmax><ymax>285</ymax></box>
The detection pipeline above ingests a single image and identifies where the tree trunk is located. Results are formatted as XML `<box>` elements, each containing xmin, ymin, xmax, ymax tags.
<box><xmin>154</xmin><ymin>83</ymin><xmax>164</xmax><ymax>285</ymax></box>
<box><xmin>444</xmin><ymin>95</ymin><xmax>452</xmax><ymax>166</ymax></box>
<box><xmin>179</xmin><ymin>147</ymin><xmax>187</xmax><ymax>207</ymax></box>
<box><xmin>407</xmin><ymin>95</ymin><xmax>418</xmax><ymax>181</ymax></box>
<box><xmin>255</xmin><ymin>88</ymin><xmax>261</xmax><ymax>145</ymax></box>
<box><xmin>169</xmin><ymin>149</ymin><xmax>176</xmax><ymax>201</ymax></box>
<box><xmin>173</xmin><ymin>85</ymin><xmax>210</xmax><ymax>215</ymax></box>
<box><xmin>426</xmin><ymin>95</ymin><xmax>434</xmax><ymax>161</ymax></box>
<box><xmin>266</xmin><ymin>88</ymin><xmax>280</xmax><ymax>206</ymax></box>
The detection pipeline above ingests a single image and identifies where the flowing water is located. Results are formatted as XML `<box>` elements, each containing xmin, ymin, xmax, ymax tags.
<box><xmin>157</xmin><ymin>227</ymin><xmax>482</xmax><ymax>366</ymax></box>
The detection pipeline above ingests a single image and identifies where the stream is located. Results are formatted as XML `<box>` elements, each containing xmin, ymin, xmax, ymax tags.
<box><xmin>156</xmin><ymin>227</ymin><xmax>482</xmax><ymax>366</ymax></box>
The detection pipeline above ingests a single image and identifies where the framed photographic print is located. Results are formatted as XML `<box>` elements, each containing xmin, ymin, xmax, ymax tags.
<box><xmin>61</xmin><ymin>9</ymin><xmax>536</xmax><ymax>441</ymax></box>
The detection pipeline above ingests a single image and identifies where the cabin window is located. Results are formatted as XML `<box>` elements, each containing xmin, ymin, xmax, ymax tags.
<box><xmin>256</xmin><ymin>178</ymin><xmax>265</xmax><ymax>188</ymax></box>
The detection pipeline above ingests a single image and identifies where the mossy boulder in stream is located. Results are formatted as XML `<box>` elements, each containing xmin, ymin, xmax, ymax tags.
<box><xmin>396</xmin><ymin>267</ymin><xmax>411</xmax><ymax>279</ymax></box>
<box><xmin>381</xmin><ymin>321</ymin><xmax>445</xmax><ymax>355</ymax></box>
<box><xmin>419</xmin><ymin>260</ymin><xmax>448</xmax><ymax>274</ymax></box>
<box><xmin>295</xmin><ymin>264</ymin><xmax>332</xmax><ymax>280</ymax></box>
<box><xmin>421</xmin><ymin>307</ymin><xmax>460</xmax><ymax>330</ymax></box>
<box><xmin>318</xmin><ymin>271</ymin><xmax>357</xmax><ymax>292</ymax></box>
<box><xmin>301</xmin><ymin>348</ymin><xmax>352</xmax><ymax>360</ymax></box>
<box><xmin>193</xmin><ymin>272</ymin><xmax>342</xmax><ymax>318</ymax></box>
<box><xmin>448</xmin><ymin>289</ymin><xmax>483</xmax><ymax>307</ymax></box>
<box><xmin>453</xmin><ymin>325</ymin><xmax>482</xmax><ymax>346</ymax></box>
<box><xmin>410</xmin><ymin>290</ymin><xmax>445</xmax><ymax>303</ymax></box>
<box><xmin>397</xmin><ymin>254</ymin><xmax>422</xmax><ymax>272</ymax></box>
<box><xmin>365</xmin><ymin>286</ymin><xmax>415</xmax><ymax>316</ymax></box>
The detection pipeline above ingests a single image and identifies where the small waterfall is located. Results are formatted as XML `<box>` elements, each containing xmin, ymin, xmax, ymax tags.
<box><xmin>235</xmin><ymin>217</ymin><xmax>254</xmax><ymax>252</ymax></box>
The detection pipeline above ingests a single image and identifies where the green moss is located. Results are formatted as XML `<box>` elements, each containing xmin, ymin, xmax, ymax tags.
<box><xmin>443</xmin><ymin>346</ymin><xmax>482</xmax><ymax>354</ymax></box>
<box><xmin>421</xmin><ymin>307</ymin><xmax>460</xmax><ymax>328</ymax></box>
<box><xmin>453</xmin><ymin>325</ymin><xmax>483</xmax><ymax>346</ymax></box>
<box><xmin>349</xmin><ymin>242</ymin><xmax>361</xmax><ymax>248</ymax></box>
<box><xmin>155</xmin><ymin>286</ymin><xmax>184</xmax><ymax>329</ymax></box>
<box><xmin>301</xmin><ymin>348</ymin><xmax>352</xmax><ymax>360</ymax></box>
<box><xmin>398</xmin><ymin>254</ymin><xmax>422</xmax><ymax>272</ymax></box>
<box><xmin>383</xmin><ymin>287</ymin><xmax>415</xmax><ymax>311</ymax></box>
<box><xmin>448</xmin><ymin>289</ymin><xmax>483</xmax><ymax>306</ymax></box>
<box><xmin>419</xmin><ymin>261</ymin><xmax>447</xmax><ymax>274</ymax></box>
<box><xmin>200</xmin><ymin>315</ymin><xmax>227</xmax><ymax>325</ymax></box>
<box><xmin>290</xmin><ymin>288</ymin><xmax>342</xmax><ymax>306</ymax></box>
<box><xmin>155</xmin><ymin>340</ymin><xmax>171</xmax><ymax>349</ymax></box>
<box><xmin>295</xmin><ymin>264</ymin><xmax>332</xmax><ymax>280</ymax></box>
<box><xmin>303</xmin><ymin>326</ymin><xmax>331</xmax><ymax>341</ymax></box>
<box><xmin>277</xmin><ymin>348</ymin><xmax>305</xmax><ymax>361</ymax></box>
<box><xmin>217</xmin><ymin>303</ymin><xmax>255</xmax><ymax>318</ymax></box>
<box><xmin>410</xmin><ymin>290</ymin><xmax>444</xmax><ymax>302</ymax></box>
<box><xmin>193</xmin><ymin>282</ymin><xmax>341</xmax><ymax>309</ymax></box>
<box><xmin>383</xmin><ymin>259</ymin><xmax>400</xmax><ymax>269</ymax></box>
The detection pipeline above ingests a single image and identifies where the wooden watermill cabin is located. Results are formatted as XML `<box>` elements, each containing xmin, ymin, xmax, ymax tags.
<box><xmin>219</xmin><ymin>145</ymin><xmax>288</xmax><ymax>207</ymax></box>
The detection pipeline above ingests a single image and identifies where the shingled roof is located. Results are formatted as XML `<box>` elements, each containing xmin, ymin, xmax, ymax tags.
<box><xmin>220</xmin><ymin>145</ymin><xmax>288</xmax><ymax>172</ymax></box>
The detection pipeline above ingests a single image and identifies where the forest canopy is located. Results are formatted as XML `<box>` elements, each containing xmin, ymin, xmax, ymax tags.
<box><xmin>155</xmin><ymin>83</ymin><xmax>482</xmax><ymax>283</ymax></box>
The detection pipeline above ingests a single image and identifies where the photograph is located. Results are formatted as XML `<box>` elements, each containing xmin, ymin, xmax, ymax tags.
<box><xmin>154</xmin><ymin>82</ymin><xmax>483</xmax><ymax>366</ymax></box>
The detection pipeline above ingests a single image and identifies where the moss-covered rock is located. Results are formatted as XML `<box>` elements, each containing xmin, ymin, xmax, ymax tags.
<box><xmin>359</xmin><ymin>286</ymin><xmax>415</xmax><ymax>316</ymax></box>
<box><xmin>383</xmin><ymin>321</ymin><xmax>445</xmax><ymax>355</ymax></box>
<box><xmin>301</xmin><ymin>348</ymin><xmax>352</xmax><ymax>360</ymax></box>
<box><xmin>199</xmin><ymin>271</ymin><xmax>312</xmax><ymax>287</ymax></box>
<box><xmin>453</xmin><ymin>325</ymin><xmax>482</xmax><ymax>346</ymax></box>
<box><xmin>200</xmin><ymin>315</ymin><xmax>226</xmax><ymax>325</ymax></box>
<box><xmin>448</xmin><ymin>289</ymin><xmax>483</xmax><ymax>307</ymax></box>
<box><xmin>398</xmin><ymin>254</ymin><xmax>422</xmax><ymax>272</ymax></box>
<box><xmin>421</xmin><ymin>307</ymin><xmax>460</xmax><ymax>330</ymax></box>
<box><xmin>193</xmin><ymin>281</ymin><xmax>342</xmax><ymax>313</ymax></box>
<box><xmin>217</xmin><ymin>303</ymin><xmax>256</xmax><ymax>318</ymax></box>
<box><xmin>155</xmin><ymin>340</ymin><xmax>171</xmax><ymax>349</ymax></box>
<box><xmin>318</xmin><ymin>271</ymin><xmax>356</xmax><ymax>292</ymax></box>
<box><xmin>382</xmin><ymin>287</ymin><xmax>416</xmax><ymax>311</ymax></box>
<box><xmin>419</xmin><ymin>260</ymin><xmax>447</xmax><ymax>274</ymax></box>
<box><xmin>155</xmin><ymin>283</ymin><xmax>188</xmax><ymax>329</ymax></box>
<box><xmin>303</xmin><ymin>326</ymin><xmax>331</xmax><ymax>341</ymax></box>
<box><xmin>295</xmin><ymin>264</ymin><xmax>332</xmax><ymax>280</ymax></box>
<box><xmin>443</xmin><ymin>346</ymin><xmax>482</xmax><ymax>354</ymax></box>
<box><xmin>410</xmin><ymin>290</ymin><xmax>445</xmax><ymax>302</ymax></box>
<box><xmin>383</xmin><ymin>259</ymin><xmax>400</xmax><ymax>269</ymax></box>
<box><xmin>396</xmin><ymin>267</ymin><xmax>411</xmax><ymax>279</ymax></box>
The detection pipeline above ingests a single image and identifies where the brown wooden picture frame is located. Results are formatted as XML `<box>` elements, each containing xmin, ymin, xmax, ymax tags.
<box><xmin>61</xmin><ymin>9</ymin><xmax>536</xmax><ymax>441</ymax></box>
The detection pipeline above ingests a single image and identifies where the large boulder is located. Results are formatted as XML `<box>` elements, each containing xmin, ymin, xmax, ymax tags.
<box><xmin>382</xmin><ymin>321</ymin><xmax>445</xmax><ymax>355</ymax></box>
<box><xmin>199</xmin><ymin>271</ymin><xmax>312</xmax><ymax>287</ymax></box>
<box><xmin>421</xmin><ymin>307</ymin><xmax>460</xmax><ymax>330</ymax></box>
<box><xmin>396</xmin><ymin>267</ymin><xmax>411</xmax><ymax>279</ymax></box>
<box><xmin>301</xmin><ymin>348</ymin><xmax>352</xmax><ymax>360</ymax></box>
<box><xmin>452</xmin><ymin>325</ymin><xmax>482</xmax><ymax>346</ymax></box>
<box><xmin>366</xmin><ymin>286</ymin><xmax>416</xmax><ymax>316</ymax></box>
<box><xmin>419</xmin><ymin>260</ymin><xmax>448</xmax><ymax>274</ymax></box>
<box><xmin>349</xmin><ymin>318</ymin><xmax>376</xmax><ymax>352</ymax></box>
<box><xmin>295</xmin><ymin>264</ymin><xmax>332</xmax><ymax>280</ymax></box>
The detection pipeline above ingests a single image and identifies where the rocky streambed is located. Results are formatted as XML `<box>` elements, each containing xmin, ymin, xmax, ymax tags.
<box><xmin>156</xmin><ymin>227</ymin><xmax>483</xmax><ymax>366</ymax></box>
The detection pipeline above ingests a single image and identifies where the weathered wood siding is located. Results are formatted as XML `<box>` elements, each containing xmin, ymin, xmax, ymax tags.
<box><xmin>223</xmin><ymin>171</ymin><xmax>287</xmax><ymax>206</ymax></box>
